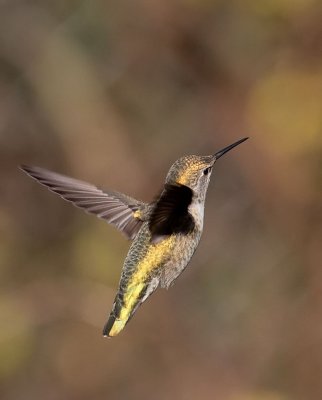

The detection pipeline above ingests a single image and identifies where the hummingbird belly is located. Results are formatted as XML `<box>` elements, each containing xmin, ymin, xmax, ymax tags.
<box><xmin>104</xmin><ymin>223</ymin><xmax>177</xmax><ymax>336</ymax></box>
<box><xmin>159</xmin><ymin>230</ymin><xmax>201</xmax><ymax>288</ymax></box>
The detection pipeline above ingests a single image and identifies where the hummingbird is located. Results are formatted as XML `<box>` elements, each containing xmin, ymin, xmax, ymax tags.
<box><xmin>21</xmin><ymin>137</ymin><xmax>248</xmax><ymax>337</ymax></box>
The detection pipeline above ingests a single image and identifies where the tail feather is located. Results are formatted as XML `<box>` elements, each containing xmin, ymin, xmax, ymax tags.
<box><xmin>103</xmin><ymin>296</ymin><xmax>127</xmax><ymax>338</ymax></box>
<box><xmin>103</xmin><ymin>313</ymin><xmax>127</xmax><ymax>338</ymax></box>
<box><xmin>103</xmin><ymin>278</ymin><xmax>159</xmax><ymax>337</ymax></box>
<box><xmin>102</xmin><ymin>314</ymin><xmax>116</xmax><ymax>337</ymax></box>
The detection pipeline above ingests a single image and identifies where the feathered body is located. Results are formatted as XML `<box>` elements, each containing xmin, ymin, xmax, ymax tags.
<box><xmin>21</xmin><ymin>138</ymin><xmax>248</xmax><ymax>337</ymax></box>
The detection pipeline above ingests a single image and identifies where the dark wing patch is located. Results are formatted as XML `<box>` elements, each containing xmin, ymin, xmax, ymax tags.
<box><xmin>149</xmin><ymin>183</ymin><xmax>194</xmax><ymax>240</ymax></box>
<box><xmin>20</xmin><ymin>165</ymin><xmax>145</xmax><ymax>239</ymax></box>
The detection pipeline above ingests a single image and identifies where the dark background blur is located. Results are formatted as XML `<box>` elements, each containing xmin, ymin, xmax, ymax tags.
<box><xmin>1</xmin><ymin>1</ymin><xmax>322</xmax><ymax>399</ymax></box>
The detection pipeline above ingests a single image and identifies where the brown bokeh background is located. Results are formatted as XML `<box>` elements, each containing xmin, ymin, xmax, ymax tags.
<box><xmin>1</xmin><ymin>1</ymin><xmax>322</xmax><ymax>399</ymax></box>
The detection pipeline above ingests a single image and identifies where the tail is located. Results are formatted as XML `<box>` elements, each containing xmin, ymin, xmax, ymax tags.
<box><xmin>103</xmin><ymin>313</ymin><xmax>127</xmax><ymax>338</ymax></box>
<box><xmin>102</xmin><ymin>284</ymin><xmax>147</xmax><ymax>337</ymax></box>
<box><xmin>103</xmin><ymin>296</ymin><xmax>127</xmax><ymax>338</ymax></box>
<box><xmin>103</xmin><ymin>278</ymin><xmax>159</xmax><ymax>337</ymax></box>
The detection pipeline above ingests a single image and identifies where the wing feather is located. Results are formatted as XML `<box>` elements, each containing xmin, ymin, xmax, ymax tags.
<box><xmin>20</xmin><ymin>165</ymin><xmax>146</xmax><ymax>239</ymax></box>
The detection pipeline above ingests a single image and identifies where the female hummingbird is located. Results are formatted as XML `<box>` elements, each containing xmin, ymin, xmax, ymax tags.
<box><xmin>21</xmin><ymin>137</ymin><xmax>248</xmax><ymax>337</ymax></box>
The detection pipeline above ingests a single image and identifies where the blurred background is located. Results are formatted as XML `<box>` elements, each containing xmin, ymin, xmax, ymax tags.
<box><xmin>1</xmin><ymin>1</ymin><xmax>322</xmax><ymax>399</ymax></box>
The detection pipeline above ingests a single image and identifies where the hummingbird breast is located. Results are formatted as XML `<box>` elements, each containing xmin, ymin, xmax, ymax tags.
<box><xmin>188</xmin><ymin>199</ymin><xmax>204</xmax><ymax>231</ymax></box>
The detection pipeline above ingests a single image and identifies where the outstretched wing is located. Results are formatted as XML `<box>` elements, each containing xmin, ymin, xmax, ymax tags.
<box><xmin>20</xmin><ymin>165</ymin><xmax>146</xmax><ymax>239</ymax></box>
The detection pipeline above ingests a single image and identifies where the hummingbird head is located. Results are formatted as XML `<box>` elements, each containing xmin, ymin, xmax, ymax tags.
<box><xmin>166</xmin><ymin>138</ymin><xmax>248</xmax><ymax>201</ymax></box>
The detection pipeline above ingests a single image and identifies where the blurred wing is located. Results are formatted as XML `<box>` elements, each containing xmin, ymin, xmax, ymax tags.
<box><xmin>20</xmin><ymin>165</ymin><xmax>146</xmax><ymax>239</ymax></box>
<box><xmin>149</xmin><ymin>183</ymin><xmax>194</xmax><ymax>243</ymax></box>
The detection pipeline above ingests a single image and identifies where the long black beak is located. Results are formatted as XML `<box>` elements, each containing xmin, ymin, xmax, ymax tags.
<box><xmin>214</xmin><ymin>137</ymin><xmax>249</xmax><ymax>160</ymax></box>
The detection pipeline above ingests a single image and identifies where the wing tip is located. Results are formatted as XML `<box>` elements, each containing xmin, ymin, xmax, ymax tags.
<box><xmin>19</xmin><ymin>164</ymin><xmax>32</xmax><ymax>174</ymax></box>
<box><xmin>19</xmin><ymin>165</ymin><xmax>40</xmax><ymax>181</ymax></box>
<box><xmin>19</xmin><ymin>164</ymin><xmax>42</xmax><ymax>179</ymax></box>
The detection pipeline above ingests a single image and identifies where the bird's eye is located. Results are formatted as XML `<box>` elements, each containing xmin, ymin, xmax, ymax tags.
<box><xmin>203</xmin><ymin>167</ymin><xmax>212</xmax><ymax>176</ymax></box>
